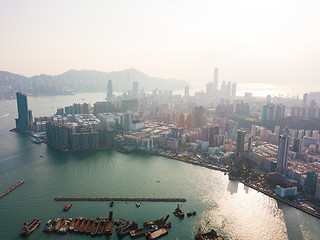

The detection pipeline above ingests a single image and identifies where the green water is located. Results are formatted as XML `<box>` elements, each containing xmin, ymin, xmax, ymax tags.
<box><xmin>0</xmin><ymin>93</ymin><xmax>320</xmax><ymax>240</ymax></box>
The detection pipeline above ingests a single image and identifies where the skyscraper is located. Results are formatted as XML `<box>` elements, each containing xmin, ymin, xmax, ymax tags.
<box><xmin>15</xmin><ymin>92</ymin><xmax>29</xmax><ymax>130</ymax></box>
<box><xmin>132</xmin><ymin>81</ymin><xmax>139</xmax><ymax>98</ymax></box>
<box><xmin>184</xmin><ymin>86</ymin><xmax>189</xmax><ymax>97</ymax></box>
<box><xmin>231</xmin><ymin>82</ymin><xmax>237</xmax><ymax>98</ymax></box>
<box><xmin>206</xmin><ymin>82</ymin><xmax>213</xmax><ymax>96</ymax></box>
<box><xmin>236</xmin><ymin>129</ymin><xmax>246</xmax><ymax>155</ymax></box>
<box><xmin>305</xmin><ymin>171</ymin><xmax>318</xmax><ymax>194</ymax></box>
<box><xmin>277</xmin><ymin>135</ymin><xmax>290</xmax><ymax>174</ymax></box>
<box><xmin>213</xmin><ymin>68</ymin><xmax>219</xmax><ymax>94</ymax></box>
<box><xmin>107</xmin><ymin>80</ymin><xmax>113</xmax><ymax>101</ymax></box>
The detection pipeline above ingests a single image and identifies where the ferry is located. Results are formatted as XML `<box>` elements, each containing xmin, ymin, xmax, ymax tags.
<box><xmin>20</xmin><ymin>218</ymin><xmax>40</xmax><ymax>236</ymax></box>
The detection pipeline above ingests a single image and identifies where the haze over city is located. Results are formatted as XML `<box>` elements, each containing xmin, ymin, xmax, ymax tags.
<box><xmin>1</xmin><ymin>0</ymin><xmax>320</xmax><ymax>96</ymax></box>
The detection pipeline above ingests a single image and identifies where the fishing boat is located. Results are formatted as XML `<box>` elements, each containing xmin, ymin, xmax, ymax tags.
<box><xmin>43</xmin><ymin>219</ymin><xmax>55</xmax><ymax>232</ymax></box>
<box><xmin>79</xmin><ymin>218</ymin><xmax>89</xmax><ymax>233</ymax></box>
<box><xmin>54</xmin><ymin>217</ymin><xmax>66</xmax><ymax>232</ymax></box>
<box><xmin>58</xmin><ymin>219</ymin><xmax>72</xmax><ymax>234</ymax></box>
<box><xmin>97</xmin><ymin>220</ymin><xmax>105</xmax><ymax>235</ymax></box>
<box><xmin>48</xmin><ymin>218</ymin><xmax>61</xmax><ymax>232</ymax></box>
<box><xmin>68</xmin><ymin>217</ymin><xmax>78</xmax><ymax>231</ymax></box>
<box><xmin>130</xmin><ymin>225</ymin><xmax>158</xmax><ymax>238</ymax></box>
<box><xmin>187</xmin><ymin>211</ymin><xmax>197</xmax><ymax>216</ymax></box>
<box><xmin>173</xmin><ymin>204</ymin><xmax>185</xmax><ymax>218</ymax></box>
<box><xmin>20</xmin><ymin>218</ymin><xmax>40</xmax><ymax>236</ymax></box>
<box><xmin>145</xmin><ymin>228</ymin><xmax>168</xmax><ymax>240</ymax></box>
<box><xmin>85</xmin><ymin>219</ymin><xmax>94</xmax><ymax>234</ymax></box>
<box><xmin>90</xmin><ymin>220</ymin><xmax>99</xmax><ymax>236</ymax></box>
<box><xmin>63</xmin><ymin>203</ymin><xmax>72</xmax><ymax>211</ymax></box>
<box><xmin>73</xmin><ymin>217</ymin><xmax>84</xmax><ymax>232</ymax></box>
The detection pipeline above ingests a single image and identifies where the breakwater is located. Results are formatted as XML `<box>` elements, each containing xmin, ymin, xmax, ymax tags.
<box><xmin>0</xmin><ymin>181</ymin><xmax>24</xmax><ymax>199</ymax></box>
<box><xmin>55</xmin><ymin>197</ymin><xmax>187</xmax><ymax>202</ymax></box>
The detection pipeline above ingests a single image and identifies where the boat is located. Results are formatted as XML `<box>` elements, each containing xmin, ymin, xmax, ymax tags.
<box><xmin>54</xmin><ymin>217</ymin><xmax>66</xmax><ymax>232</ymax></box>
<box><xmin>145</xmin><ymin>228</ymin><xmax>168</xmax><ymax>240</ymax></box>
<box><xmin>143</xmin><ymin>215</ymin><xmax>169</xmax><ymax>227</ymax></box>
<box><xmin>32</xmin><ymin>139</ymin><xmax>42</xmax><ymax>144</ymax></box>
<box><xmin>130</xmin><ymin>225</ymin><xmax>158</xmax><ymax>238</ymax></box>
<box><xmin>97</xmin><ymin>220</ymin><xmax>105</xmax><ymax>235</ymax></box>
<box><xmin>58</xmin><ymin>218</ymin><xmax>72</xmax><ymax>234</ymax></box>
<box><xmin>73</xmin><ymin>217</ymin><xmax>84</xmax><ymax>232</ymax></box>
<box><xmin>136</xmin><ymin>201</ymin><xmax>141</xmax><ymax>207</ymax></box>
<box><xmin>105</xmin><ymin>211</ymin><xmax>114</xmax><ymax>235</ymax></box>
<box><xmin>43</xmin><ymin>219</ymin><xmax>55</xmax><ymax>232</ymax></box>
<box><xmin>79</xmin><ymin>218</ymin><xmax>89</xmax><ymax>233</ymax></box>
<box><xmin>48</xmin><ymin>218</ymin><xmax>61</xmax><ymax>232</ymax></box>
<box><xmin>68</xmin><ymin>217</ymin><xmax>78</xmax><ymax>231</ymax></box>
<box><xmin>173</xmin><ymin>204</ymin><xmax>185</xmax><ymax>218</ymax></box>
<box><xmin>187</xmin><ymin>211</ymin><xmax>197</xmax><ymax>216</ymax></box>
<box><xmin>20</xmin><ymin>218</ymin><xmax>40</xmax><ymax>236</ymax></box>
<box><xmin>195</xmin><ymin>228</ymin><xmax>224</xmax><ymax>240</ymax></box>
<box><xmin>63</xmin><ymin>203</ymin><xmax>72</xmax><ymax>211</ymax></box>
<box><xmin>117</xmin><ymin>221</ymin><xmax>138</xmax><ymax>237</ymax></box>
<box><xmin>110</xmin><ymin>200</ymin><xmax>114</xmax><ymax>207</ymax></box>
<box><xmin>85</xmin><ymin>219</ymin><xmax>94</xmax><ymax>233</ymax></box>
<box><xmin>90</xmin><ymin>220</ymin><xmax>99</xmax><ymax>236</ymax></box>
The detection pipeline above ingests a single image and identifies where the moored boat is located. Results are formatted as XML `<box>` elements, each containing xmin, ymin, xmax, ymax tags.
<box><xmin>195</xmin><ymin>227</ymin><xmax>224</xmax><ymax>240</ymax></box>
<box><xmin>54</xmin><ymin>217</ymin><xmax>66</xmax><ymax>232</ymax></box>
<box><xmin>145</xmin><ymin>228</ymin><xmax>168</xmax><ymax>240</ymax></box>
<box><xmin>85</xmin><ymin>219</ymin><xmax>94</xmax><ymax>234</ymax></box>
<box><xmin>143</xmin><ymin>215</ymin><xmax>169</xmax><ymax>227</ymax></box>
<box><xmin>90</xmin><ymin>220</ymin><xmax>99</xmax><ymax>236</ymax></box>
<box><xmin>117</xmin><ymin>221</ymin><xmax>138</xmax><ymax>237</ymax></box>
<box><xmin>130</xmin><ymin>225</ymin><xmax>158</xmax><ymax>238</ymax></box>
<box><xmin>73</xmin><ymin>217</ymin><xmax>84</xmax><ymax>232</ymax></box>
<box><xmin>68</xmin><ymin>217</ymin><xmax>78</xmax><ymax>231</ymax></box>
<box><xmin>20</xmin><ymin>218</ymin><xmax>40</xmax><ymax>236</ymax></box>
<box><xmin>105</xmin><ymin>211</ymin><xmax>114</xmax><ymax>235</ymax></box>
<box><xmin>97</xmin><ymin>220</ymin><xmax>105</xmax><ymax>235</ymax></box>
<box><xmin>79</xmin><ymin>218</ymin><xmax>89</xmax><ymax>233</ymax></box>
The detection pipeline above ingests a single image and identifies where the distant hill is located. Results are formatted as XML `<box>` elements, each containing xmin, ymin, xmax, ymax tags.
<box><xmin>0</xmin><ymin>69</ymin><xmax>185</xmax><ymax>99</ymax></box>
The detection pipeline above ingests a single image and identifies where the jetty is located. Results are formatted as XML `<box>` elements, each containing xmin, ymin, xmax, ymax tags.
<box><xmin>0</xmin><ymin>181</ymin><xmax>24</xmax><ymax>199</ymax></box>
<box><xmin>55</xmin><ymin>197</ymin><xmax>187</xmax><ymax>202</ymax></box>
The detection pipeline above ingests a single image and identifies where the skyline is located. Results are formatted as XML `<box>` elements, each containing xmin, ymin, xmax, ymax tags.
<box><xmin>1</xmin><ymin>0</ymin><xmax>320</xmax><ymax>94</ymax></box>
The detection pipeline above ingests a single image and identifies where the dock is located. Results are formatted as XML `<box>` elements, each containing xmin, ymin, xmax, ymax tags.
<box><xmin>0</xmin><ymin>181</ymin><xmax>24</xmax><ymax>199</ymax></box>
<box><xmin>55</xmin><ymin>197</ymin><xmax>187</xmax><ymax>202</ymax></box>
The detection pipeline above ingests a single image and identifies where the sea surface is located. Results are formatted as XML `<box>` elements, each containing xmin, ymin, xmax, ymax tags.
<box><xmin>0</xmin><ymin>93</ymin><xmax>320</xmax><ymax>240</ymax></box>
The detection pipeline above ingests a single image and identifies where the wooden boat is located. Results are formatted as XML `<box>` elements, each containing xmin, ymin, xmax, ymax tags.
<box><xmin>47</xmin><ymin>218</ymin><xmax>61</xmax><ymax>232</ymax></box>
<box><xmin>73</xmin><ymin>217</ymin><xmax>84</xmax><ymax>232</ymax></box>
<box><xmin>20</xmin><ymin>218</ymin><xmax>40</xmax><ymax>236</ymax></box>
<box><xmin>79</xmin><ymin>218</ymin><xmax>89</xmax><ymax>233</ymax></box>
<box><xmin>58</xmin><ymin>218</ymin><xmax>72</xmax><ymax>234</ymax></box>
<box><xmin>195</xmin><ymin>227</ymin><xmax>224</xmax><ymax>240</ymax></box>
<box><xmin>90</xmin><ymin>220</ymin><xmax>99</xmax><ymax>236</ymax></box>
<box><xmin>85</xmin><ymin>219</ymin><xmax>94</xmax><ymax>233</ymax></box>
<box><xmin>173</xmin><ymin>204</ymin><xmax>184</xmax><ymax>218</ymax></box>
<box><xmin>68</xmin><ymin>217</ymin><xmax>78</xmax><ymax>231</ymax></box>
<box><xmin>43</xmin><ymin>219</ymin><xmax>55</xmax><ymax>232</ymax></box>
<box><xmin>117</xmin><ymin>221</ymin><xmax>138</xmax><ymax>237</ymax></box>
<box><xmin>54</xmin><ymin>217</ymin><xmax>66</xmax><ymax>232</ymax></box>
<box><xmin>145</xmin><ymin>228</ymin><xmax>168</xmax><ymax>240</ymax></box>
<box><xmin>144</xmin><ymin>215</ymin><xmax>169</xmax><ymax>227</ymax></box>
<box><xmin>63</xmin><ymin>203</ymin><xmax>72</xmax><ymax>211</ymax></box>
<box><xmin>97</xmin><ymin>220</ymin><xmax>105</xmax><ymax>235</ymax></box>
<box><xmin>105</xmin><ymin>211</ymin><xmax>114</xmax><ymax>235</ymax></box>
<box><xmin>130</xmin><ymin>225</ymin><xmax>158</xmax><ymax>238</ymax></box>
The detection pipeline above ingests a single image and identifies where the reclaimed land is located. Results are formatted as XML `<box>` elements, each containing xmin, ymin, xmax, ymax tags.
<box><xmin>0</xmin><ymin>181</ymin><xmax>24</xmax><ymax>199</ymax></box>
<box><xmin>55</xmin><ymin>197</ymin><xmax>187</xmax><ymax>202</ymax></box>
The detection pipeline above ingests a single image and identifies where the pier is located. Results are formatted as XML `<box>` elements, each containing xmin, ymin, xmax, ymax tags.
<box><xmin>0</xmin><ymin>181</ymin><xmax>24</xmax><ymax>199</ymax></box>
<box><xmin>55</xmin><ymin>197</ymin><xmax>187</xmax><ymax>202</ymax></box>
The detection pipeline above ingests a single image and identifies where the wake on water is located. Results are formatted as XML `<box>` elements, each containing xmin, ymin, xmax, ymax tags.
<box><xmin>0</xmin><ymin>113</ymin><xmax>9</xmax><ymax>118</ymax></box>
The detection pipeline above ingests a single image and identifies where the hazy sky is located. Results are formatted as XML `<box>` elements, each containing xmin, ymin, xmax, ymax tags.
<box><xmin>1</xmin><ymin>0</ymin><xmax>320</xmax><ymax>93</ymax></box>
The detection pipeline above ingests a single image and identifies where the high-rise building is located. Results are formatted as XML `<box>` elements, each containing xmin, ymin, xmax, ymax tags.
<box><xmin>15</xmin><ymin>92</ymin><xmax>30</xmax><ymax>130</ymax></box>
<box><xmin>293</xmin><ymin>138</ymin><xmax>302</xmax><ymax>153</ymax></box>
<box><xmin>277</xmin><ymin>135</ymin><xmax>290</xmax><ymax>174</ymax></box>
<box><xmin>206</xmin><ymin>82</ymin><xmax>213</xmax><ymax>96</ymax></box>
<box><xmin>303</xmin><ymin>93</ymin><xmax>308</xmax><ymax>107</ymax></box>
<box><xmin>231</xmin><ymin>82</ymin><xmax>237</xmax><ymax>98</ymax></box>
<box><xmin>193</xmin><ymin>106</ymin><xmax>205</xmax><ymax>128</ymax></box>
<box><xmin>179</xmin><ymin>113</ymin><xmax>185</xmax><ymax>128</ymax></box>
<box><xmin>184</xmin><ymin>86</ymin><xmax>189</xmax><ymax>97</ymax></box>
<box><xmin>186</xmin><ymin>113</ymin><xmax>193</xmax><ymax>129</ymax></box>
<box><xmin>209</xmin><ymin>125</ymin><xmax>220</xmax><ymax>147</ymax></box>
<box><xmin>123</xmin><ymin>111</ymin><xmax>132</xmax><ymax>132</ymax></box>
<box><xmin>305</xmin><ymin>171</ymin><xmax>318</xmax><ymax>194</ymax></box>
<box><xmin>213</xmin><ymin>68</ymin><xmax>219</xmax><ymax>94</ymax></box>
<box><xmin>132</xmin><ymin>81</ymin><xmax>139</xmax><ymax>98</ymax></box>
<box><xmin>251</xmin><ymin>124</ymin><xmax>256</xmax><ymax>137</ymax></box>
<box><xmin>236</xmin><ymin>130</ymin><xmax>246</xmax><ymax>155</ymax></box>
<box><xmin>107</xmin><ymin>80</ymin><xmax>113</xmax><ymax>100</ymax></box>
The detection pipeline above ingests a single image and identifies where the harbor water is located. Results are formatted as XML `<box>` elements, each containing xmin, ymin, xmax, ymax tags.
<box><xmin>0</xmin><ymin>93</ymin><xmax>320</xmax><ymax>240</ymax></box>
